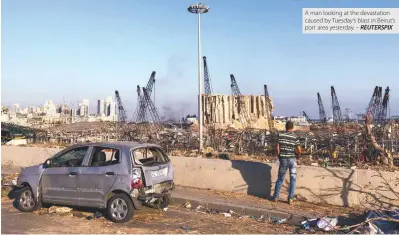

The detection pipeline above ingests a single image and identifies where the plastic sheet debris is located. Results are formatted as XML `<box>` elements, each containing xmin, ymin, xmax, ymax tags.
<box><xmin>257</xmin><ymin>215</ymin><xmax>266</xmax><ymax>222</ymax></box>
<box><xmin>353</xmin><ymin>209</ymin><xmax>399</xmax><ymax>234</ymax></box>
<box><xmin>301</xmin><ymin>218</ymin><xmax>318</xmax><ymax>231</ymax></box>
<box><xmin>317</xmin><ymin>216</ymin><xmax>338</xmax><ymax>231</ymax></box>
<box><xmin>363</xmin><ymin>222</ymin><xmax>384</xmax><ymax>234</ymax></box>
<box><xmin>221</xmin><ymin>212</ymin><xmax>231</xmax><ymax>217</ymax></box>
<box><xmin>271</xmin><ymin>216</ymin><xmax>287</xmax><ymax>224</ymax></box>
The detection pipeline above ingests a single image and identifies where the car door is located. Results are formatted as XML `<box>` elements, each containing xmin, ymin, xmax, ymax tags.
<box><xmin>41</xmin><ymin>146</ymin><xmax>90</xmax><ymax>205</ymax></box>
<box><xmin>78</xmin><ymin>146</ymin><xmax>120</xmax><ymax>207</ymax></box>
<box><xmin>132</xmin><ymin>145</ymin><xmax>174</xmax><ymax>186</ymax></box>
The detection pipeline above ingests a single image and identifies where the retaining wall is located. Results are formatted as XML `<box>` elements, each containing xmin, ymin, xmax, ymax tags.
<box><xmin>2</xmin><ymin>146</ymin><xmax>398</xmax><ymax>208</ymax></box>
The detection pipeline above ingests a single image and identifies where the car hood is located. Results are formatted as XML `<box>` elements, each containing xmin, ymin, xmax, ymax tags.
<box><xmin>21</xmin><ymin>164</ymin><xmax>45</xmax><ymax>175</ymax></box>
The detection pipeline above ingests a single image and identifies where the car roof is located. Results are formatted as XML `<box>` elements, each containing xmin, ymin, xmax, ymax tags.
<box><xmin>68</xmin><ymin>141</ymin><xmax>161</xmax><ymax>150</ymax></box>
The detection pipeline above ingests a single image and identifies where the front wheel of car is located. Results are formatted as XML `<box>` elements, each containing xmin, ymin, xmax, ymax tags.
<box><xmin>107</xmin><ymin>194</ymin><xmax>134</xmax><ymax>223</ymax></box>
<box><xmin>16</xmin><ymin>187</ymin><xmax>41</xmax><ymax>212</ymax></box>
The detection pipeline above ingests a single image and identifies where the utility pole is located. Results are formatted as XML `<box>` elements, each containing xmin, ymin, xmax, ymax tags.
<box><xmin>188</xmin><ymin>2</ymin><xmax>210</xmax><ymax>152</ymax></box>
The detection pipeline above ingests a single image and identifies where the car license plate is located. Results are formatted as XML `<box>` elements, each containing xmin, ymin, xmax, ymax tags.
<box><xmin>151</xmin><ymin>168</ymin><xmax>168</xmax><ymax>177</ymax></box>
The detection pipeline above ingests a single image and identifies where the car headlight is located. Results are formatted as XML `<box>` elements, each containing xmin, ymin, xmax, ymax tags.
<box><xmin>11</xmin><ymin>176</ymin><xmax>18</xmax><ymax>186</ymax></box>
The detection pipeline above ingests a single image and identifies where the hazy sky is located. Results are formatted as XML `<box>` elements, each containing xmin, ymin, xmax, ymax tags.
<box><xmin>2</xmin><ymin>0</ymin><xmax>399</xmax><ymax>120</ymax></box>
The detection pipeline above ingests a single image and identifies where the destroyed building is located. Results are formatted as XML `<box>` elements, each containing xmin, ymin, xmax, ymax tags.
<box><xmin>202</xmin><ymin>94</ymin><xmax>274</xmax><ymax>130</ymax></box>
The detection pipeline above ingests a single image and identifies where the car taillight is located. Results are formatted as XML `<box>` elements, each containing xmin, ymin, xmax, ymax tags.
<box><xmin>131</xmin><ymin>168</ymin><xmax>143</xmax><ymax>189</ymax></box>
<box><xmin>131</xmin><ymin>178</ymin><xmax>143</xmax><ymax>189</ymax></box>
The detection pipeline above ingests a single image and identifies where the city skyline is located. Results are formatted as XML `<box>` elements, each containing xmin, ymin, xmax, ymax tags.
<box><xmin>2</xmin><ymin>0</ymin><xmax>399</xmax><ymax>118</ymax></box>
<box><xmin>4</xmin><ymin>97</ymin><xmax>117</xmax><ymax>116</ymax></box>
<box><xmin>2</xmin><ymin>95</ymin><xmax>118</xmax><ymax>127</ymax></box>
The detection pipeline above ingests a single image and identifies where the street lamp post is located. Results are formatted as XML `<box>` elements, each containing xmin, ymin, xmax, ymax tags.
<box><xmin>188</xmin><ymin>2</ymin><xmax>210</xmax><ymax>152</ymax></box>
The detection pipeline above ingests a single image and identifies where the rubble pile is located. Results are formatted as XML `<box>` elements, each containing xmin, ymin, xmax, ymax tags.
<box><xmin>22</xmin><ymin>120</ymin><xmax>399</xmax><ymax>169</ymax></box>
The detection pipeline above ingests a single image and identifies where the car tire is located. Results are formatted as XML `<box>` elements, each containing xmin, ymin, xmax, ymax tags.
<box><xmin>159</xmin><ymin>193</ymin><xmax>171</xmax><ymax>209</ymax></box>
<box><xmin>107</xmin><ymin>193</ymin><xmax>134</xmax><ymax>223</ymax></box>
<box><xmin>16</xmin><ymin>187</ymin><xmax>41</xmax><ymax>212</ymax></box>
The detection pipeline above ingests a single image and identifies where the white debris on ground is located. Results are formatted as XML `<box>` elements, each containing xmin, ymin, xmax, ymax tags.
<box><xmin>48</xmin><ymin>206</ymin><xmax>73</xmax><ymax>214</ymax></box>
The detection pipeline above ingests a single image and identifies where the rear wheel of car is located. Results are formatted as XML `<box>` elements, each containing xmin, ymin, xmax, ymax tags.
<box><xmin>107</xmin><ymin>194</ymin><xmax>134</xmax><ymax>223</ymax></box>
<box><xmin>159</xmin><ymin>193</ymin><xmax>171</xmax><ymax>209</ymax></box>
<box><xmin>16</xmin><ymin>187</ymin><xmax>41</xmax><ymax>212</ymax></box>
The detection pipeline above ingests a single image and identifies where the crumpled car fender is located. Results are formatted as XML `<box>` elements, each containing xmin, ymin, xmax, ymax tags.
<box><xmin>16</xmin><ymin>164</ymin><xmax>45</xmax><ymax>201</ymax></box>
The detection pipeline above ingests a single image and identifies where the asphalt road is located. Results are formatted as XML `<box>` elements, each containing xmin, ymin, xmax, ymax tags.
<box><xmin>1</xmin><ymin>200</ymin><xmax>299</xmax><ymax>234</ymax></box>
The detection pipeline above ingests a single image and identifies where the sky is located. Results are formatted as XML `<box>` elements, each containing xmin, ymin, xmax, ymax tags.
<box><xmin>2</xmin><ymin>0</ymin><xmax>399</xmax><ymax>120</ymax></box>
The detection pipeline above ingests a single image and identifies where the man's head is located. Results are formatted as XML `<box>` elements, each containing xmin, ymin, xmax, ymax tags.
<box><xmin>285</xmin><ymin>121</ymin><xmax>294</xmax><ymax>131</ymax></box>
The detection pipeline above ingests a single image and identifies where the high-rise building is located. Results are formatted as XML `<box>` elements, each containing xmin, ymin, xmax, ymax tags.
<box><xmin>43</xmin><ymin>100</ymin><xmax>57</xmax><ymax>116</ymax></box>
<box><xmin>105</xmin><ymin>96</ymin><xmax>112</xmax><ymax>116</ymax></box>
<box><xmin>71</xmin><ymin>109</ymin><xmax>79</xmax><ymax>116</ymax></box>
<box><xmin>97</xmin><ymin>100</ymin><xmax>105</xmax><ymax>116</ymax></box>
<box><xmin>78</xmin><ymin>99</ymin><xmax>89</xmax><ymax>117</ymax></box>
<box><xmin>110</xmin><ymin>101</ymin><xmax>116</xmax><ymax>118</ymax></box>
<box><xmin>104</xmin><ymin>96</ymin><xmax>117</xmax><ymax>121</ymax></box>
<box><xmin>57</xmin><ymin>104</ymin><xmax>71</xmax><ymax>115</ymax></box>
<box><xmin>13</xmin><ymin>104</ymin><xmax>20</xmax><ymax>114</ymax></box>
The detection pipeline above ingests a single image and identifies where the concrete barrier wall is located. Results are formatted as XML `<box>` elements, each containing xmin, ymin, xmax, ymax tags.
<box><xmin>2</xmin><ymin>146</ymin><xmax>398</xmax><ymax>208</ymax></box>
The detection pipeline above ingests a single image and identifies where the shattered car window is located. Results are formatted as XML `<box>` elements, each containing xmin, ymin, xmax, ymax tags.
<box><xmin>51</xmin><ymin>147</ymin><xmax>88</xmax><ymax>167</ymax></box>
<box><xmin>132</xmin><ymin>147</ymin><xmax>169</xmax><ymax>166</ymax></box>
<box><xmin>89</xmin><ymin>147</ymin><xmax>120</xmax><ymax>167</ymax></box>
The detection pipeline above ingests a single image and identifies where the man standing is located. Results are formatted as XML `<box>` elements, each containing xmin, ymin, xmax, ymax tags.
<box><xmin>272</xmin><ymin>121</ymin><xmax>302</xmax><ymax>204</ymax></box>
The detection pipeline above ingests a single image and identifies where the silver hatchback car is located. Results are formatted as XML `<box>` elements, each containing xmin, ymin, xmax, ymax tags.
<box><xmin>13</xmin><ymin>141</ymin><xmax>175</xmax><ymax>223</ymax></box>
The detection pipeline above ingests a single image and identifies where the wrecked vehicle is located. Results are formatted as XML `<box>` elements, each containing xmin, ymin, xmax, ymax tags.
<box><xmin>13</xmin><ymin>141</ymin><xmax>174</xmax><ymax>223</ymax></box>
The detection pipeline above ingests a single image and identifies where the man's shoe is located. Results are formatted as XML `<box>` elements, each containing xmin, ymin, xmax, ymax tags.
<box><xmin>270</xmin><ymin>197</ymin><xmax>278</xmax><ymax>202</ymax></box>
<box><xmin>288</xmin><ymin>198</ymin><xmax>295</xmax><ymax>205</ymax></box>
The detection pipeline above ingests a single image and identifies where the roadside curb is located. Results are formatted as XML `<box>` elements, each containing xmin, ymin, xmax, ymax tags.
<box><xmin>170</xmin><ymin>191</ymin><xmax>312</xmax><ymax>225</ymax></box>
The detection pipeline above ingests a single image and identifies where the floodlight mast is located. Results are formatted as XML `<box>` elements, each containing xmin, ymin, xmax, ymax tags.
<box><xmin>188</xmin><ymin>2</ymin><xmax>210</xmax><ymax>152</ymax></box>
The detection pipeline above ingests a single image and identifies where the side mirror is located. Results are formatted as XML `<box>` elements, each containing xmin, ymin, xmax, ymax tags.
<box><xmin>43</xmin><ymin>159</ymin><xmax>51</xmax><ymax>168</ymax></box>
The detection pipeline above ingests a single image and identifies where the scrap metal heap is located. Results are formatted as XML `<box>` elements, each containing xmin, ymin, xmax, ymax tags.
<box><xmin>17</xmin><ymin>73</ymin><xmax>397</xmax><ymax>167</ymax></box>
<box><xmin>1</xmin><ymin>122</ymin><xmax>46</xmax><ymax>144</ymax></box>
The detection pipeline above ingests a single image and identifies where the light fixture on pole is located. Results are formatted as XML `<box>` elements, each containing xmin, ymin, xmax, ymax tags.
<box><xmin>188</xmin><ymin>2</ymin><xmax>210</xmax><ymax>152</ymax></box>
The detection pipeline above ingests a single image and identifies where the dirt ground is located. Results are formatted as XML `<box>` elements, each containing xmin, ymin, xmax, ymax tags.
<box><xmin>1</xmin><ymin>199</ymin><xmax>304</xmax><ymax>234</ymax></box>
<box><xmin>179</xmin><ymin>186</ymin><xmax>364</xmax><ymax>218</ymax></box>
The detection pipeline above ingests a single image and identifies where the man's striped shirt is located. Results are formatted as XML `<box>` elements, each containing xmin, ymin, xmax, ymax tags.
<box><xmin>277</xmin><ymin>131</ymin><xmax>300</xmax><ymax>158</ymax></box>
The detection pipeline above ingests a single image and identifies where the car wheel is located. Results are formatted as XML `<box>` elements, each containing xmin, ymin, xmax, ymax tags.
<box><xmin>16</xmin><ymin>187</ymin><xmax>41</xmax><ymax>212</ymax></box>
<box><xmin>159</xmin><ymin>193</ymin><xmax>171</xmax><ymax>209</ymax></box>
<box><xmin>107</xmin><ymin>194</ymin><xmax>134</xmax><ymax>223</ymax></box>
